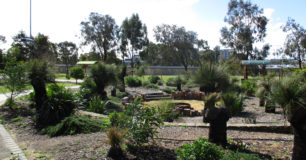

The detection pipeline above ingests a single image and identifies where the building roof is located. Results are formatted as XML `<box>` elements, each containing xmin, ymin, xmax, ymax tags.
<box><xmin>241</xmin><ymin>60</ymin><xmax>270</xmax><ymax>65</ymax></box>
<box><xmin>76</xmin><ymin>61</ymin><xmax>97</xmax><ymax>65</ymax></box>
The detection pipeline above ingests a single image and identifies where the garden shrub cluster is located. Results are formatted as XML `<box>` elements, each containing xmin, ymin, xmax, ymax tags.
<box><xmin>176</xmin><ymin>138</ymin><xmax>224</xmax><ymax>160</ymax></box>
<box><xmin>157</xmin><ymin>101</ymin><xmax>179</xmax><ymax>122</ymax></box>
<box><xmin>161</xmin><ymin>87</ymin><xmax>177</xmax><ymax>94</ymax></box>
<box><xmin>221</xmin><ymin>93</ymin><xmax>245</xmax><ymax>115</ymax></box>
<box><xmin>142</xmin><ymin>81</ymin><xmax>159</xmax><ymax>89</ymax></box>
<box><xmin>41</xmin><ymin>116</ymin><xmax>109</xmax><ymax>137</ymax></box>
<box><xmin>241</xmin><ymin>79</ymin><xmax>257</xmax><ymax>96</ymax></box>
<box><xmin>148</xmin><ymin>75</ymin><xmax>161</xmax><ymax>84</ymax></box>
<box><xmin>37</xmin><ymin>84</ymin><xmax>76</xmax><ymax>126</ymax></box>
<box><xmin>125</xmin><ymin>75</ymin><xmax>142</xmax><ymax>87</ymax></box>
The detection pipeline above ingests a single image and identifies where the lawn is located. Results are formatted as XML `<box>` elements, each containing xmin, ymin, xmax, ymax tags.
<box><xmin>55</xmin><ymin>73</ymin><xmax>76</xmax><ymax>80</ymax></box>
<box><xmin>0</xmin><ymin>83</ymin><xmax>79</xmax><ymax>94</ymax></box>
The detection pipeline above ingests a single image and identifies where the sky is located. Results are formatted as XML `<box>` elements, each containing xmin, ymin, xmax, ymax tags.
<box><xmin>1</xmin><ymin>0</ymin><xmax>306</xmax><ymax>58</ymax></box>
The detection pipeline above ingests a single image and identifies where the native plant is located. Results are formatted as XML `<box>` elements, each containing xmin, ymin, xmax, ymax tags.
<box><xmin>271</xmin><ymin>72</ymin><xmax>306</xmax><ymax>160</ymax></box>
<box><xmin>193</xmin><ymin>64</ymin><xmax>230</xmax><ymax>93</ymax></box>
<box><xmin>69</xmin><ymin>66</ymin><xmax>84</xmax><ymax>84</ymax></box>
<box><xmin>176</xmin><ymin>137</ymin><xmax>224</xmax><ymax>160</ymax></box>
<box><xmin>1</xmin><ymin>59</ymin><xmax>27</xmax><ymax>110</ymax></box>
<box><xmin>90</xmin><ymin>63</ymin><xmax>118</xmax><ymax>99</ymax></box>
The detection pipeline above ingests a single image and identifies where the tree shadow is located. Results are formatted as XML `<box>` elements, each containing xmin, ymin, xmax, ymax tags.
<box><xmin>127</xmin><ymin>145</ymin><xmax>177</xmax><ymax>160</ymax></box>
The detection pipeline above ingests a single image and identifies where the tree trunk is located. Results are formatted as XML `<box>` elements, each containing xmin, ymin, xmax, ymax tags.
<box><xmin>292</xmin><ymin>127</ymin><xmax>306</xmax><ymax>160</ymax></box>
<box><xmin>209</xmin><ymin>120</ymin><xmax>228</xmax><ymax>146</ymax></box>
<box><xmin>111</xmin><ymin>88</ymin><xmax>116</xmax><ymax>97</ymax></box>
<box><xmin>31</xmin><ymin>80</ymin><xmax>47</xmax><ymax>111</ymax></box>
<box><xmin>177</xmin><ymin>83</ymin><xmax>181</xmax><ymax>91</ymax></box>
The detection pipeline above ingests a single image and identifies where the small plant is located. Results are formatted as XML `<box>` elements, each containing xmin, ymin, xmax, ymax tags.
<box><xmin>221</xmin><ymin>151</ymin><xmax>262</xmax><ymax>160</ymax></box>
<box><xmin>125</xmin><ymin>75</ymin><xmax>142</xmax><ymax>87</ymax></box>
<box><xmin>157</xmin><ymin>101</ymin><xmax>179</xmax><ymax>122</ymax></box>
<box><xmin>143</xmin><ymin>82</ymin><xmax>159</xmax><ymax>89</ymax></box>
<box><xmin>37</xmin><ymin>84</ymin><xmax>76</xmax><ymax>127</ymax></box>
<box><xmin>107</xmin><ymin>127</ymin><xmax>125</xmax><ymax>158</ymax></box>
<box><xmin>41</xmin><ymin>116</ymin><xmax>109</xmax><ymax>137</ymax></box>
<box><xmin>148</xmin><ymin>75</ymin><xmax>161</xmax><ymax>84</ymax></box>
<box><xmin>161</xmin><ymin>87</ymin><xmax>177</xmax><ymax>94</ymax></box>
<box><xmin>176</xmin><ymin>137</ymin><xmax>224</xmax><ymax>160</ymax></box>
<box><xmin>69</xmin><ymin>66</ymin><xmax>85</xmax><ymax>84</ymax></box>
<box><xmin>241</xmin><ymin>79</ymin><xmax>257</xmax><ymax>96</ymax></box>
<box><xmin>88</xmin><ymin>97</ymin><xmax>109</xmax><ymax>114</ymax></box>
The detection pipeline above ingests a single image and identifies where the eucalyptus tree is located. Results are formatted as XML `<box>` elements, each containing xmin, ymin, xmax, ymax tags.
<box><xmin>120</xmin><ymin>14</ymin><xmax>148</xmax><ymax>68</ymax></box>
<box><xmin>81</xmin><ymin>13</ymin><xmax>119</xmax><ymax>62</ymax></box>
<box><xmin>282</xmin><ymin>18</ymin><xmax>306</xmax><ymax>69</ymax></box>
<box><xmin>220</xmin><ymin>0</ymin><xmax>268</xmax><ymax>60</ymax></box>
<box><xmin>57</xmin><ymin>41</ymin><xmax>78</xmax><ymax>77</ymax></box>
<box><xmin>154</xmin><ymin>24</ymin><xmax>199</xmax><ymax>71</ymax></box>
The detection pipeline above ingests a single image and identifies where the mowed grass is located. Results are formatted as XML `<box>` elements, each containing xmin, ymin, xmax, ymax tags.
<box><xmin>55</xmin><ymin>73</ymin><xmax>76</xmax><ymax>80</ymax></box>
<box><xmin>145</xmin><ymin>99</ymin><xmax>204</xmax><ymax>111</ymax></box>
<box><xmin>0</xmin><ymin>83</ymin><xmax>79</xmax><ymax>94</ymax></box>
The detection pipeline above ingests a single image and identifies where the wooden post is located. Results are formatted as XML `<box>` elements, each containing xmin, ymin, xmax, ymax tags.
<box><xmin>244</xmin><ymin>65</ymin><xmax>248</xmax><ymax>80</ymax></box>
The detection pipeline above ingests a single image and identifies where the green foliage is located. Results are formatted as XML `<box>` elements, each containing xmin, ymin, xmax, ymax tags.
<box><xmin>204</xmin><ymin>93</ymin><xmax>219</xmax><ymax>108</ymax></box>
<box><xmin>125</xmin><ymin>75</ymin><xmax>142</xmax><ymax>87</ymax></box>
<box><xmin>77</xmin><ymin>78</ymin><xmax>98</xmax><ymax>108</ymax></box>
<box><xmin>241</xmin><ymin>79</ymin><xmax>257</xmax><ymax>96</ymax></box>
<box><xmin>148</xmin><ymin>75</ymin><xmax>161</xmax><ymax>84</ymax></box>
<box><xmin>37</xmin><ymin>84</ymin><xmax>76</xmax><ymax>126</ymax></box>
<box><xmin>166</xmin><ymin>76</ymin><xmax>186</xmax><ymax>87</ymax></box>
<box><xmin>88</xmin><ymin>97</ymin><xmax>109</xmax><ymax>114</ymax></box>
<box><xmin>221</xmin><ymin>151</ymin><xmax>262</xmax><ymax>160</ymax></box>
<box><xmin>1</xmin><ymin>59</ymin><xmax>27</xmax><ymax>109</ymax></box>
<box><xmin>271</xmin><ymin>73</ymin><xmax>306</xmax><ymax>115</ymax></box>
<box><xmin>176</xmin><ymin>137</ymin><xmax>224</xmax><ymax>160</ymax></box>
<box><xmin>116</xmin><ymin>91</ymin><xmax>129</xmax><ymax>98</ymax></box>
<box><xmin>81</xmin><ymin>13</ymin><xmax>119</xmax><ymax>61</ymax></box>
<box><xmin>221</xmin><ymin>93</ymin><xmax>245</xmax><ymax>115</ymax></box>
<box><xmin>157</xmin><ymin>101</ymin><xmax>179</xmax><ymax>122</ymax></box>
<box><xmin>41</xmin><ymin>116</ymin><xmax>109</xmax><ymax>137</ymax></box>
<box><xmin>161</xmin><ymin>87</ymin><xmax>177</xmax><ymax>94</ymax></box>
<box><xmin>135</xmin><ymin>66</ymin><xmax>145</xmax><ymax>77</ymax></box>
<box><xmin>142</xmin><ymin>82</ymin><xmax>159</xmax><ymax>89</ymax></box>
<box><xmin>109</xmin><ymin>111</ymin><xmax>129</xmax><ymax>127</ymax></box>
<box><xmin>90</xmin><ymin>63</ymin><xmax>118</xmax><ymax>99</ymax></box>
<box><xmin>69</xmin><ymin>66</ymin><xmax>84</xmax><ymax>83</ymax></box>
<box><xmin>193</xmin><ymin>64</ymin><xmax>230</xmax><ymax>93</ymax></box>
<box><xmin>107</xmin><ymin>127</ymin><xmax>124</xmax><ymax>148</ymax></box>
<box><xmin>114</xmin><ymin>98</ymin><xmax>163</xmax><ymax>148</ymax></box>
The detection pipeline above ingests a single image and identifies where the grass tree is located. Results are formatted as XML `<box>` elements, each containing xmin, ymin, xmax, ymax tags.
<box><xmin>1</xmin><ymin>58</ymin><xmax>27</xmax><ymax>110</ymax></box>
<box><xmin>90</xmin><ymin>62</ymin><xmax>118</xmax><ymax>99</ymax></box>
<box><xmin>256</xmin><ymin>73</ymin><xmax>276</xmax><ymax>113</ymax></box>
<box><xmin>193</xmin><ymin>64</ymin><xmax>230</xmax><ymax>93</ymax></box>
<box><xmin>271</xmin><ymin>73</ymin><xmax>306</xmax><ymax>160</ymax></box>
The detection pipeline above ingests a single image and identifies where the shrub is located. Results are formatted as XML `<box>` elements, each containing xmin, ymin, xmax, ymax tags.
<box><xmin>148</xmin><ymin>75</ymin><xmax>161</xmax><ymax>84</ymax></box>
<box><xmin>157</xmin><ymin>101</ymin><xmax>179</xmax><ymax>122</ymax></box>
<box><xmin>38</xmin><ymin>84</ymin><xmax>76</xmax><ymax>126</ymax></box>
<box><xmin>176</xmin><ymin>137</ymin><xmax>224</xmax><ymax>160</ymax></box>
<box><xmin>109</xmin><ymin>111</ymin><xmax>129</xmax><ymax>127</ymax></box>
<box><xmin>166</xmin><ymin>76</ymin><xmax>186</xmax><ymax>87</ymax></box>
<box><xmin>90</xmin><ymin>63</ymin><xmax>118</xmax><ymax>99</ymax></box>
<box><xmin>116</xmin><ymin>91</ymin><xmax>129</xmax><ymax>98</ymax></box>
<box><xmin>76</xmin><ymin>78</ymin><xmax>97</xmax><ymax>108</ymax></box>
<box><xmin>116</xmin><ymin>98</ymin><xmax>163</xmax><ymax>149</ymax></box>
<box><xmin>221</xmin><ymin>93</ymin><xmax>245</xmax><ymax>115</ymax></box>
<box><xmin>69</xmin><ymin>66</ymin><xmax>85</xmax><ymax>84</ymax></box>
<box><xmin>222</xmin><ymin>151</ymin><xmax>262</xmax><ymax>160</ymax></box>
<box><xmin>125</xmin><ymin>75</ymin><xmax>142</xmax><ymax>87</ymax></box>
<box><xmin>241</xmin><ymin>79</ymin><xmax>257</xmax><ymax>96</ymax></box>
<box><xmin>41</xmin><ymin>116</ymin><xmax>109</xmax><ymax>137</ymax></box>
<box><xmin>107</xmin><ymin>127</ymin><xmax>125</xmax><ymax>158</ymax></box>
<box><xmin>143</xmin><ymin>82</ymin><xmax>159</xmax><ymax>89</ymax></box>
<box><xmin>88</xmin><ymin>97</ymin><xmax>109</xmax><ymax>114</ymax></box>
<box><xmin>161</xmin><ymin>87</ymin><xmax>177</xmax><ymax>94</ymax></box>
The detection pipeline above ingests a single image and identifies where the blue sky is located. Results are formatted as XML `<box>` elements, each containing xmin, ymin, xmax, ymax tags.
<box><xmin>0</xmin><ymin>0</ymin><xmax>305</xmax><ymax>57</ymax></box>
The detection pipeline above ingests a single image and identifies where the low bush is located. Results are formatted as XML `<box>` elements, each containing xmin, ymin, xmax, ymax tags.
<box><xmin>41</xmin><ymin>116</ymin><xmax>109</xmax><ymax>137</ymax></box>
<box><xmin>125</xmin><ymin>75</ymin><xmax>142</xmax><ymax>87</ymax></box>
<box><xmin>76</xmin><ymin>78</ymin><xmax>98</xmax><ymax>108</ymax></box>
<box><xmin>157</xmin><ymin>101</ymin><xmax>179</xmax><ymax>122</ymax></box>
<box><xmin>222</xmin><ymin>151</ymin><xmax>262</xmax><ymax>160</ymax></box>
<box><xmin>176</xmin><ymin>137</ymin><xmax>224</xmax><ymax>160</ymax></box>
<box><xmin>148</xmin><ymin>75</ymin><xmax>161</xmax><ymax>84</ymax></box>
<box><xmin>166</xmin><ymin>76</ymin><xmax>186</xmax><ymax>87</ymax></box>
<box><xmin>69</xmin><ymin>66</ymin><xmax>85</xmax><ymax>83</ymax></box>
<box><xmin>161</xmin><ymin>87</ymin><xmax>177</xmax><ymax>94</ymax></box>
<box><xmin>241</xmin><ymin>79</ymin><xmax>257</xmax><ymax>96</ymax></box>
<box><xmin>116</xmin><ymin>91</ymin><xmax>129</xmax><ymax>98</ymax></box>
<box><xmin>37</xmin><ymin>84</ymin><xmax>76</xmax><ymax>126</ymax></box>
<box><xmin>143</xmin><ymin>82</ymin><xmax>159</xmax><ymax>89</ymax></box>
<box><xmin>88</xmin><ymin>97</ymin><xmax>109</xmax><ymax>114</ymax></box>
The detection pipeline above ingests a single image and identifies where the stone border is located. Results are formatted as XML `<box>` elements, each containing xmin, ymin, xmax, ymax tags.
<box><xmin>0</xmin><ymin>124</ymin><xmax>27</xmax><ymax>160</ymax></box>
<box><xmin>163</xmin><ymin>122</ymin><xmax>292</xmax><ymax>134</ymax></box>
